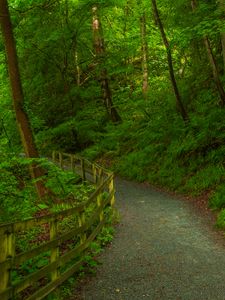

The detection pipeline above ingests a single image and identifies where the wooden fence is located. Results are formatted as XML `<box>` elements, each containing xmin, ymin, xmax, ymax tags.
<box><xmin>0</xmin><ymin>152</ymin><xmax>115</xmax><ymax>300</ymax></box>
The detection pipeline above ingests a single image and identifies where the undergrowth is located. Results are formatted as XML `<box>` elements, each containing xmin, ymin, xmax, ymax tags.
<box><xmin>79</xmin><ymin>90</ymin><xmax>225</xmax><ymax>228</ymax></box>
<box><xmin>0</xmin><ymin>154</ymin><xmax>92</xmax><ymax>223</ymax></box>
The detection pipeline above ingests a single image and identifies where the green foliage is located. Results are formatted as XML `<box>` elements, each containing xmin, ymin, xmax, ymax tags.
<box><xmin>97</xmin><ymin>226</ymin><xmax>114</xmax><ymax>246</ymax></box>
<box><xmin>0</xmin><ymin>155</ymin><xmax>38</xmax><ymax>222</ymax></box>
<box><xmin>41</xmin><ymin>160</ymin><xmax>90</xmax><ymax>202</ymax></box>
<box><xmin>182</xmin><ymin>165</ymin><xmax>224</xmax><ymax>195</ymax></box>
<box><xmin>0</xmin><ymin>153</ymin><xmax>94</xmax><ymax>223</ymax></box>
<box><xmin>216</xmin><ymin>209</ymin><xmax>225</xmax><ymax>228</ymax></box>
<box><xmin>209</xmin><ymin>185</ymin><xmax>225</xmax><ymax>210</ymax></box>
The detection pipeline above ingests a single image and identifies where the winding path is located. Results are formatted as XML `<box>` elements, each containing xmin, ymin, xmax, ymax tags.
<box><xmin>73</xmin><ymin>177</ymin><xmax>225</xmax><ymax>299</ymax></box>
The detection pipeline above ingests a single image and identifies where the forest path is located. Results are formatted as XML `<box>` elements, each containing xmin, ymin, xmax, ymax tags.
<box><xmin>72</xmin><ymin>177</ymin><xmax>225</xmax><ymax>300</ymax></box>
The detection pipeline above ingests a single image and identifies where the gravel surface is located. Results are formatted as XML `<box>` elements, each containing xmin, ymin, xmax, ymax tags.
<box><xmin>72</xmin><ymin>177</ymin><xmax>225</xmax><ymax>300</ymax></box>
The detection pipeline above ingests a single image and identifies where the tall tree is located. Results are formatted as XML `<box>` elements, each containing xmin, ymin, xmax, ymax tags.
<box><xmin>191</xmin><ymin>0</ymin><xmax>225</xmax><ymax>106</ymax></box>
<box><xmin>140</xmin><ymin>11</ymin><xmax>149</xmax><ymax>97</ymax></box>
<box><xmin>151</xmin><ymin>0</ymin><xmax>189</xmax><ymax>122</ymax></box>
<box><xmin>92</xmin><ymin>5</ymin><xmax>121</xmax><ymax>123</ymax></box>
<box><xmin>218</xmin><ymin>0</ymin><xmax>225</xmax><ymax>71</ymax></box>
<box><xmin>0</xmin><ymin>0</ymin><xmax>47</xmax><ymax>198</ymax></box>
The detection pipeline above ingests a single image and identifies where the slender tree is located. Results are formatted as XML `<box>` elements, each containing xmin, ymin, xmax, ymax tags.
<box><xmin>0</xmin><ymin>0</ymin><xmax>47</xmax><ymax>198</ymax></box>
<box><xmin>140</xmin><ymin>11</ymin><xmax>149</xmax><ymax>97</ymax></box>
<box><xmin>92</xmin><ymin>5</ymin><xmax>121</xmax><ymax>123</ymax></box>
<box><xmin>218</xmin><ymin>0</ymin><xmax>225</xmax><ymax>71</ymax></box>
<box><xmin>221</xmin><ymin>34</ymin><xmax>225</xmax><ymax>73</ymax></box>
<box><xmin>191</xmin><ymin>0</ymin><xmax>225</xmax><ymax>106</ymax></box>
<box><xmin>151</xmin><ymin>0</ymin><xmax>189</xmax><ymax>122</ymax></box>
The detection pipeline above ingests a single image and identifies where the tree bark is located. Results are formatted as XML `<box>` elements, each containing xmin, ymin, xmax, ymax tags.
<box><xmin>218</xmin><ymin>0</ymin><xmax>225</xmax><ymax>71</ymax></box>
<box><xmin>92</xmin><ymin>6</ymin><xmax>121</xmax><ymax>123</ymax></box>
<box><xmin>140</xmin><ymin>12</ymin><xmax>149</xmax><ymax>98</ymax></box>
<box><xmin>221</xmin><ymin>33</ymin><xmax>225</xmax><ymax>71</ymax></box>
<box><xmin>0</xmin><ymin>0</ymin><xmax>47</xmax><ymax>198</ymax></box>
<box><xmin>204</xmin><ymin>36</ymin><xmax>225</xmax><ymax>105</ymax></box>
<box><xmin>191</xmin><ymin>0</ymin><xmax>225</xmax><ymax>106</ymax></box>
<box><xmin>151</xmin><ymin>0</ymin><xmax>189</xmax><ymax>122</ymax></box>
<box><xmin>75</xmin><ymin>51</ymin><xmax>81</xmax><ymax>86</ymax></box>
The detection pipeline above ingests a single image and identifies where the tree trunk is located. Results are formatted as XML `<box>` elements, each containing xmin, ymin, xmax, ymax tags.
<box><xmin>221</xmin><ymin>33</ymin><xmax>225</xmax><ymax>71</ymax></box>
<box><xmin>92</xmin><ymin>6</ymin><xmax>121</xmax><ymax>123</ymax></box>
<box><xmin>218</xmin><ymin>0</ymin><xmax>225</xmax><ymax>71</ymax></box>
<box><xmin>75</xmin><ymin>51</ymin><xmax>81</xmax><ymax>86</ymax></box>
<box><xmin>151</xmin><ymin>0</ymin><xmax>189</xmax><ymax>122</ymax></box>
<box><xmin>140</xmin><ymin>12</ymin><xmax>149</xmax><ymax>98</ymax></box>
<box><xmin>204</xmin><ymin>36</ymin><xmax>225</xmax><ymax>105</ymax></box>
<box><xmin>0</xmin><ymin>0</ymin><xmax>47</xmax><ymax>198</ymax></box>
<box><xmin>191</xmin><ymin>0</ymin><xmax>225</xmax><ymax>106</ymax></box>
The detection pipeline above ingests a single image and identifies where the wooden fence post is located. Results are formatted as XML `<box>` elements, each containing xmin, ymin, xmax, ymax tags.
<box><xmin>97</xmin><ymin>194</ymin><xmax>104</xmax><ymax>222</ymax></box>
<box><xmin>50</xmin><ymin>219</ymin><xmax>59</xmax><ymax>282</ymax></box>
<box><xmin>0</xmin><ymin>228</ymin><xmax>15</xmax><ymax>300</ymax></box>
<box><xmin>98</xmin><ymin>168</ymin><xmax>103</xmax><ymax>186</ymax></box>
<box><xmin>78</xmin><ymin>213</ymin><xmax>86</xmax><ymax>244</ymax></box>
<box><xmin>109</xmin><ymin>175</ymin><xmax>115</xmax><ymax>208</ymax></box>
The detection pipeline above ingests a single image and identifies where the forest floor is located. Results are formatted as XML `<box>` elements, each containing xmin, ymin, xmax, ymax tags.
<box><xmin>71</xmin><ymin>177</ymin><xmax>225</xmax><ymax>300</ymax></box>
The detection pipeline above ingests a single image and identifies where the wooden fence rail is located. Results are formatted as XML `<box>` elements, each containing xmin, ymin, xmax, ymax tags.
<box><xmin>0</xmin><ymin>152</ymin><xmax>115</xmax><ymax>300</ymax></box>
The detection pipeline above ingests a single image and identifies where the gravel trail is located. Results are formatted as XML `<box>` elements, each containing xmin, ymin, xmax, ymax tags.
<box><xmin>73</xmin><ymin>177</ymin><xmax>225</xmax><ymax>300</ymax></box>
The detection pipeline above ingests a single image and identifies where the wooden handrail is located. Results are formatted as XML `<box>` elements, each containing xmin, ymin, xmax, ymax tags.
<box><xmin>0</xmin><ymin>152</ymin><xmax>115</xmax><ymax>300</ymax></box>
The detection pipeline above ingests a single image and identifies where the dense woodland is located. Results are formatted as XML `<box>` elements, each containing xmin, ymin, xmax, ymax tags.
<box><xmin>1</xmin><ymin>0</ymin><xmax>225</xmax><ymax>225</ymax></box>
